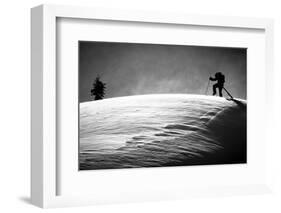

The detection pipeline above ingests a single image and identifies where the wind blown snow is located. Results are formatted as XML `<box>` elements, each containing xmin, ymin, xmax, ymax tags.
<box><xmin>79</xmin><ymin>94</ymin><xmax>246</xmax><ymax>170</ymax></box>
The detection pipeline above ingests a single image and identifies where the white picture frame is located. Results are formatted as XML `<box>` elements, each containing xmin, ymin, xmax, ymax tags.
<box><xmin>31</xmin><ymin>4</ymin><xmax>274</xmax><ymax>208</ymax></box>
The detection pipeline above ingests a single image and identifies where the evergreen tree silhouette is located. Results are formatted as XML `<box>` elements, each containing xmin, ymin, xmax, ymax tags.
<box><xmin>91</xmin><ymin>76</ymin><xmax>106</xmax><ymax>100</ymax></box>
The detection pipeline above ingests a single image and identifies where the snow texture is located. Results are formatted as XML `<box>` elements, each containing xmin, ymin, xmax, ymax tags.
<box><xmin>79</xmin><ymin>94</ymin><xmax>246</xmax><ymax>170</ymax></box>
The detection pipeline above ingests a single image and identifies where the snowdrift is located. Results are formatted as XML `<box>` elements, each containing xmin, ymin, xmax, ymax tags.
<box><xmin>79</xmin><ymin>94</ymin><xmax>246</xmax><ymax>170</ymax></box>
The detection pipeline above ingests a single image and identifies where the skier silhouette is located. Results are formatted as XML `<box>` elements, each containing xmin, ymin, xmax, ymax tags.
<box><xmin>209</xmin><ymin>72</ymin><xmax>225</xmax><ymax>97</ymax></box>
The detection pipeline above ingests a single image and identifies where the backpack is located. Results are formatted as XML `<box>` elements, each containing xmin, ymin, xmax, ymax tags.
<box><xmin>221</xmin><ymin>74</ymin><xmax>225</xmax><ymax>83</ymax></box>
<box><xmin>215</xmin><ymin>72</ymin><xmax>225</xmax><ymax>83</ymax></box>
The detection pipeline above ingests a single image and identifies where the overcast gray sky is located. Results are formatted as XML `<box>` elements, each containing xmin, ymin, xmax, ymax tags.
<box><xmin>79</xmin><ymin>41</ymin><xmax>246</xmax><ymax>102</ymax></box>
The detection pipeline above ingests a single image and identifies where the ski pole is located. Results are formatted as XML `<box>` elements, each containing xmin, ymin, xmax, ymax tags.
<box><xmin>223</xmin><ymin>87</ymin><xmax>234</xmax><ymax>99</ymax></box>
<box><xmin>205</xmin><ymin>79</ymin><xmax>210</xmax><ymax>95</ymax></box>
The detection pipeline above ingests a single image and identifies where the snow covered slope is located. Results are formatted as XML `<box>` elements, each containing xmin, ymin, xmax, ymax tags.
<box><xmin>79</xmin><ymin>94</ymin><xmax>246</xmax><ymax>170</ymax></box>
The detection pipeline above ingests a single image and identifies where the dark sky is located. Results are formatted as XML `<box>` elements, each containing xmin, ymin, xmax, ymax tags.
<box><xmin>79</xmin><ymin>41</ymin><xmax>246</xmax><ymax>102</ymax></box>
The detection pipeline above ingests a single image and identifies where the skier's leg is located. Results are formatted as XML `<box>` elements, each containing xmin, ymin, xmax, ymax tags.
<box><xmin>219</xmin><ymin>86</ymin><xmax>223</xmax><ymax>97</ymax></box>
<box><xmin>213</xmin><ymin>84</ymin><xmax>218</xmax><ymax>95</ymax></box>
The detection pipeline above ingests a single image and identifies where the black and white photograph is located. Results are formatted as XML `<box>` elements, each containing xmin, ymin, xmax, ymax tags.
<box><xmin>79</xmin><ymin>41</ymin><xmax>247</xmax><ymax>170</ymax></box>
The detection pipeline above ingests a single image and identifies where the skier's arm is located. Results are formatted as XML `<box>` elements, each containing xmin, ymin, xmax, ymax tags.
<box><xmin>209</xmin><ymin>76</ymin><xmax>216</xmax><ymax>81</ymax></box>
